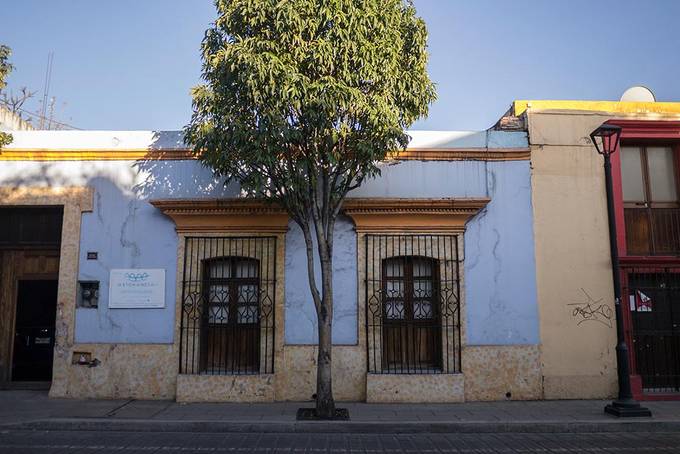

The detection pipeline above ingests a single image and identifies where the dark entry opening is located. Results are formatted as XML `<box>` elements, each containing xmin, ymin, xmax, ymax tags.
<box><xmin>625</xmin><ymin>268</ymin><xmax>680</xmax><ymax>393</ymax></box>
<box><xmin>0</xmin><ymin>206</ymin><xmax>63</xmax><ymax>249</ymax></box>
<box><xmin>11</xmin><ymin>280</ymin><xmax>58</xmax><ymax>382</ymax></box>
<box><xmin>0</xmin><ymin>206</ymin><xmax>63</xmax><ymax>388</ymax></box>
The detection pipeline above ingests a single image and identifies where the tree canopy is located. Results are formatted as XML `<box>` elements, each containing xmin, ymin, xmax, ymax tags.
<box><xmin>186</xmin><ymin>0</ymin><xmax>435</xmax><ymax>418</ymax></box>
<box><xmin>186</xmin><ymin>0</ymin><xmax>436</xmax><ymax>219</ymax></box>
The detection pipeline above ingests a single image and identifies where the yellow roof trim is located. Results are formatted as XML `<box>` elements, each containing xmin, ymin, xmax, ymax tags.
<box><xmin>0</xmin><ymin>147</ymin><xmax>530</xmax><ymax>162</ymax></box>
<box><xmin>514</xmin><ymin>100</ymin><xmax>680</xmax><ymax>117</ymax></box>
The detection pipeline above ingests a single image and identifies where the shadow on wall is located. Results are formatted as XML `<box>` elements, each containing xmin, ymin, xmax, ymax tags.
<box><xmin>0</xmin><ymin>162</ymin><xmax>65</xmax><ymax>188</ymax></box>
<box><xmin>0</xmin><ymin>131</ymin><xmax>241</xmax><ymax>344</ymax></box>
<box><xmin>76</xmin><ymin>175</ymin><xmax>179</xmax><ymax>343</ymax></box>
<box><xmin>0</xmin><ymin>131</ymin><xmax>236</xmax><ymax>201</ymax></box>
<box><xmin>131</xmin><ymin>130</ymin><xmax>239</xmax><ymax>200</ymax></box>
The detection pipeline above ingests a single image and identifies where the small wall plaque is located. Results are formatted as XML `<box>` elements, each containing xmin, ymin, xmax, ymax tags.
<box><xmin>87</xmin><ymin>251</ymin><xmax>98</xmax><ymax>260</ymax></box>
<box><xmin>109</xmin><ymin>269</ymin><xmax>165</xmax><ymax>309</ymax></box>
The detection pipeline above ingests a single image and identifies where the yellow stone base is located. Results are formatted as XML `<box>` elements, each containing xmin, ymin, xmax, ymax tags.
<box><xmin>48</xmin><ymin>343</ymin><xmax>545</xmax><ymax>402</ymax></box>
<box><xmin>543</xmin><ymin>375</ymin><xmax>617</xmax><ymax>400</ymax></box>
<box><xmin>176</xmin><ymin>373</ymin><xmax>275</xmax><ymax>402</ymax></box>
<box><xmin>276</xmin><ymin>345</ymin><xmax>366</xmax><ymax>402</ymax></box>
<box><xmin>49</xmin><ymin>344</ymin><xmax>176</xmax><ymax>400</ymax></box>
<box><xmin>463</xmin><ymin>345</ymin><xmax>542</xmax><ymax>401</ymax></box>
<box><xmin>366</xmin><ymin>373</ymin><xmax>465</xmax><ymax>403</ymax></box>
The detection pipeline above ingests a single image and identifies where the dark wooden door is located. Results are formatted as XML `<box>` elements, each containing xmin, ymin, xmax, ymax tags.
<box><xmin>11</xmin><ymin>280</ymin><xmax>58</xmax><ymax>382</ymax></box>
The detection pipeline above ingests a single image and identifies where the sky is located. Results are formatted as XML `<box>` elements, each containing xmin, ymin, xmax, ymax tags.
<box><xmin>2</xmin><ymin>0</ymin><xmax>680</xmax><ymax>132</ymax></box>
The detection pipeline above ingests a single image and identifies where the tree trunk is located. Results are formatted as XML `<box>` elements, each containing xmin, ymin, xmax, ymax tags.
<box><xmin>315</xmin><ymin>252</ymin><xmax>335</xmax><ymax>418</ymax></box>
<box><xmin>299</xmin><ymin>220</ymin><xmax>336</xmax><ymax>418</ymax></box>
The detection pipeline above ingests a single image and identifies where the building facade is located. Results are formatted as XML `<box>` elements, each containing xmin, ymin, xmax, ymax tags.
<box><xmin>0</xmin><ymin>129</ymin><xmax>541</xmax><ymax>402</ymax></box>
<box><xmin>517</xmin><ymin>99</ymin><xmax>680</xmax><ymax>401</ymax></box>
<box><xmin>1</xmin><ymin>97</ymin><xmax>678</xmax><ymax>402</ymax></box>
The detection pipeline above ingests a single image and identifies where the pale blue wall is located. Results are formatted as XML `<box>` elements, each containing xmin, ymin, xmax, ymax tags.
<box><xmin>75</xmin><ymin>161</ymin><xmax>237</xmax><ymax>343</ymax></box>
<box><xmin>284</xmin><ymin>217</ymin><xmax>357</xmax><ymax>344</ymax></box>
<box><xmin>75</xmin><ymin>176</ymin><xmax>179</xmax><ymax>343</ymax></box>
<box><xmin>284</xmin><ymin>159</ymin><xmax>539</xmax><ymax>346</ymax></box>
<box><xmin>0</xmin><ymin>130</ymin><xmax>538</xmax><ymax>346</ymax></box>
<box><xmin>464</xmin><ymin>162</ymin><xmax>539</xmax><ymax>345</ymax></box>
<box><xmin>0</xmin><ymin>159</ymin><xmax>235</xmax><ymax>344</ymax></box>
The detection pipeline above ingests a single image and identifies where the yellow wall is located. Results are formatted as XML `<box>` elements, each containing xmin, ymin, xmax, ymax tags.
<box><xmin>515</xmin><ymin>100</ymin><xmax>680</xmax><ymax>117</ymax></box>
<box><xmin>528</xmin><ymin>110</ymin><xmax>618</xmax><ymax>399</ymax></box>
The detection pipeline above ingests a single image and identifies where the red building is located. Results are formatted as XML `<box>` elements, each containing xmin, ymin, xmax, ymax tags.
<box><xmin>612</xmin><ymin>120</ymin><xmax>680</xmax><ymax>399</ymax></box>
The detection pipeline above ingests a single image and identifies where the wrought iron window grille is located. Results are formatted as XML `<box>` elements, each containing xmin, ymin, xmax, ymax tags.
<box><xmin>365</xmin><ymin>234</ymin><xmax>462</xmax><ymax>374</ymax></box>
<box><xmin>179</xmin><ymin>237</ymin><xmax>276</xmax><ymax>375</ymax></box>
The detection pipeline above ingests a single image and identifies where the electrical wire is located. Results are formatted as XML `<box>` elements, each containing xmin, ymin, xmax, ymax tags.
<box><xmin>0</xmin><ymin>99</ymin><xmax>82</xmax><ymax>130</ymax></box>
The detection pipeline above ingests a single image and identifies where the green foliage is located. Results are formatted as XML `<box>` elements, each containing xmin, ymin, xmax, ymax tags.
<box><xmin>0</xmin><ymin>45</ymin><xmax>14</xmax><ymax>148</ymax></box>
<box><xmin>185</xmin><ymin>0</ymin><xmax>436</xmax><ymax>221</ymax></box>
<box><xmin>0</xmin><ymin>45</ymin><xmax>12</xmax><ymax>92</ymax></box>
<box><xmin>186</xmin><ymin>1</ymin><xmax>436</xmax><ymax>415</ymax></box>
<box><xmin>0</xmin><ymin>132</ymin><xmax>11</xmax><ymax>148</ymax></box>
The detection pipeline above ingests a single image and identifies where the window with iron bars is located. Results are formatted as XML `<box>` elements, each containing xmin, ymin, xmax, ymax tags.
<box><xmin>179</xmin><ymin>237</ymin><xmax>276</xmax><ymax>375</ymax></box>
<box><xmin>365</xmin><ymin>234</ymin><xmax>462</xmax><ymax>374</ymax></box>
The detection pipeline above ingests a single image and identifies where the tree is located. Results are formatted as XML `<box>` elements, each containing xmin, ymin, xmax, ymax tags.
<box><xmin>0</xmin><ymin>45</ymin><xmax>13</xmax><ymax>147</ymax></box>
<box><xmin>185</xmin><ymin>0</ymin><xmax>435</xmax><ymax>417</ymax></box>
<box><xmin>2</xmin><ymin>87</ymin><xmax>36</xmax><ymax>118</ymax></box>
<box><xmin>0</xmin><ymin>45</ymin><xmax>12</xmax><ymax>92</ymax></box>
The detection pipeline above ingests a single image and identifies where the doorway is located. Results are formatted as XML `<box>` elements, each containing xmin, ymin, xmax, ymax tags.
<box><xmin>0</xmin><ymin>206</ymin><xmax>63</xmax><ymax>387</ymax></box>
<box><xmin>11</xmin><ymin>280</ymin><xmax>59</xmax><ymax>382</ymax></box>
<box><xmin>627</xmin><ymin>269</ymin><xmax>680</xmax><ymax>393</ymax></box>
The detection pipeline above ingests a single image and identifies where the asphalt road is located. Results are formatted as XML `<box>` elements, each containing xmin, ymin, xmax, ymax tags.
<box><xmin>1</xmin><ymin>430</ymin><xmax>680</xmax><ymax>453</ymax></box>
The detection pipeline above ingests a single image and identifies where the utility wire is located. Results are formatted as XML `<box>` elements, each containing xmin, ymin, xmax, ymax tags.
<box><xmin>0</xmin><ymin>99</ymin><xmax>82</xmax><ymax>130</ymax></box>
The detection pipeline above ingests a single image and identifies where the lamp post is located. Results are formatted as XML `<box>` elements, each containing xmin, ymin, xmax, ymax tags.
<box><xmin>590</xmin><ymin>124</ymin><xmax>651</xmax><ymax>417</ymax></box>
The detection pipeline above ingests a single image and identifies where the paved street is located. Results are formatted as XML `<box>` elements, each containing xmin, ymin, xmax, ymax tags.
<box><xmin>2</xmin><ymin>429</ymin><xmax>680</xmax><ymax>453</ymax></box>
<box><xmin>3</xmin><ymin>391</ymin><xmax>680</xmax><ymax>453</ymax></box>
<box><xmin>5</xmin><ymin>391</ymin><xmax>680</xmax><ymax>428</ymax></box>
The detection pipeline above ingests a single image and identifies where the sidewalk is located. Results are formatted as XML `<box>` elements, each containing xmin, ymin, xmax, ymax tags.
<box><xmin>3</xmin><ymin>390</ymin><xmax>680</xmax><ymax>433</ymax></box>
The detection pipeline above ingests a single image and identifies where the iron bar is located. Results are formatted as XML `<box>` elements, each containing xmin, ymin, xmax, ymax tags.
<box><xmin>364</xmin><ymin>234</ymin><xmax>461</xmax><ymax>374</ymax></box>
<box><xmin>179</xmin><ymin>236</ymin><xmax>276</xmax><ymax>375</ymax></box>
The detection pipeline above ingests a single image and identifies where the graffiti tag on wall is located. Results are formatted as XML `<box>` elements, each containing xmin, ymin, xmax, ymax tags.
<box><xmin>567</xmin><ymin>288</ymin><xmax>613</xmax><ymax>328</ymax></box>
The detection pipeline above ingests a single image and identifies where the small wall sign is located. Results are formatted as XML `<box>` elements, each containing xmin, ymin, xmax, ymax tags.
<box><xmin>109</xmin><ymin>269</ymin><xmax>165</xmax><ymax>309</ymax></box>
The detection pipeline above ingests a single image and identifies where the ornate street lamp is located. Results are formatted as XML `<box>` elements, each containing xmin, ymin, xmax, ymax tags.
<box><xmin>590</xmin><ymin>124</ymin><xmax>651</xmax><ymax>417</ymax></box>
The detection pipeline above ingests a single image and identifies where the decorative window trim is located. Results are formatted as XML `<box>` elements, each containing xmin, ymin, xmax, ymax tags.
<box><xmin>152</xmin><ymin>197</ymin><xmax>490</xmax><ymax>235</ymax></box>
<box><xmin>150</xmin><ymin>199</ymin><xmax>289</xmax><ymax>234</ymax></box>
<box><xmin>343</xmin><ymin>198</ymin><xmax>490</xmax><ymax>233</ymax></box>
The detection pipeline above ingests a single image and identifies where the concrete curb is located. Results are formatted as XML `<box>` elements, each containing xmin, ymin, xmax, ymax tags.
<box><xmin>4</xmin><ymin>418</ymin><xmax>680</xmax><ymax>434</ymax></box>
